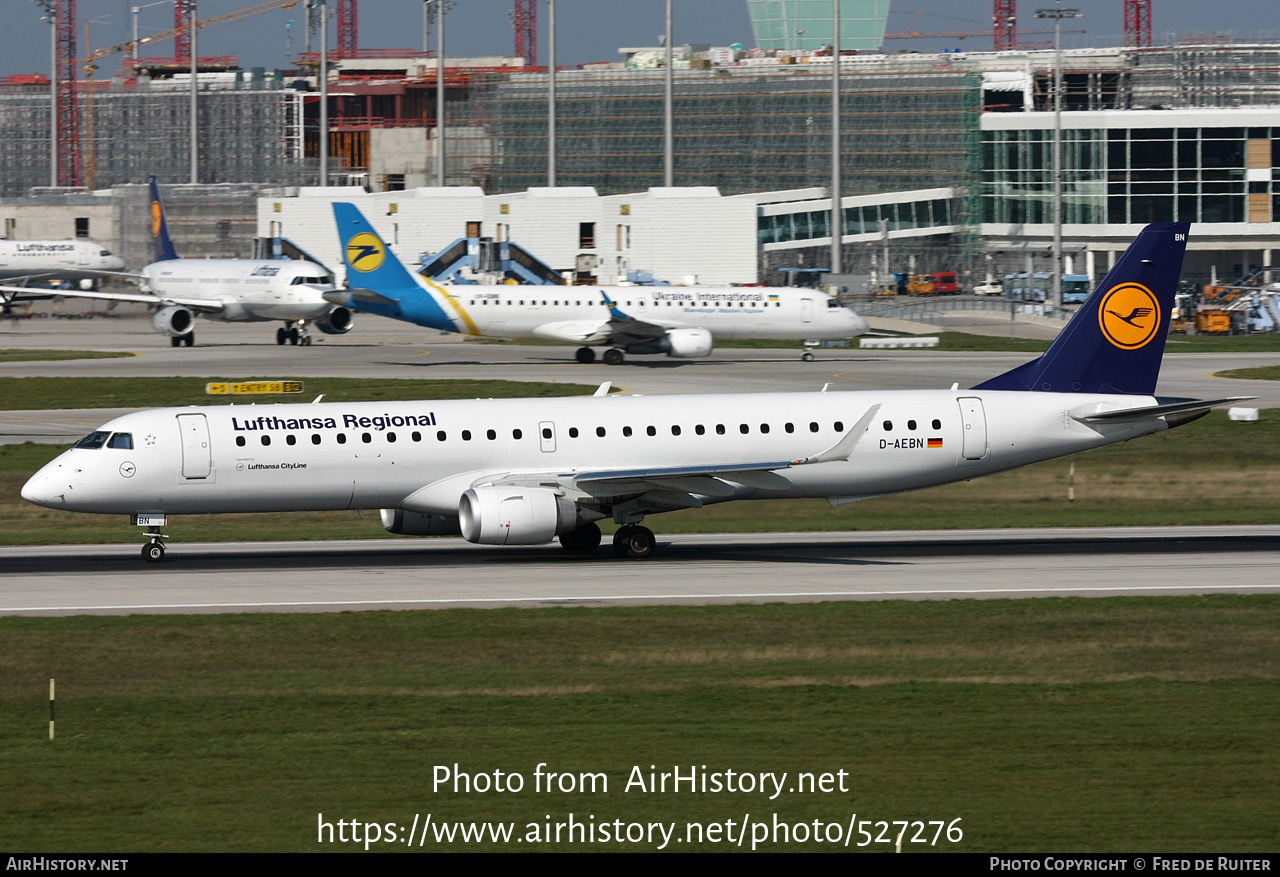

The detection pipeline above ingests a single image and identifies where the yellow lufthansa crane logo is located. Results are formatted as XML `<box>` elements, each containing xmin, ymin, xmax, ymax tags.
<box><xmin>1098</xmin><ymin>282</ymin><xmax>1161</xmax><ymax>350</ymax></box>
<box><xmin>151</xmin><ymin>200</ymin><xmax>163</xmax><ymax>238</ymax></box>
<box><xmin>345</xmin><ymin>232</ymin><xmax>386</xmax><ymax>273</ymax></box>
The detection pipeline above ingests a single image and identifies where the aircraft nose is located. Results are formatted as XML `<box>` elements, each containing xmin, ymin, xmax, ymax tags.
<box><xmin>20</xmin><ymin>471</ymin><xmax>59</xmax><ymax>508</ymax></box>
<box><xmin>848</xmin><ymin>310</ymin><xmax>870</xmax><ymax>336</ymax></box>
<box><xmin>323</xmin><ymin>288</ymin><xmax>351</xmax><ymax>305</ymax></box>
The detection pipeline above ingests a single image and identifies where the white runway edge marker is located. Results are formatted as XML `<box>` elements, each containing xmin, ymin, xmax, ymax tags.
<box><xmin>4</xmin><ymin>582</ymin><xmax>1278</xmax><ymax>614</ymax></box>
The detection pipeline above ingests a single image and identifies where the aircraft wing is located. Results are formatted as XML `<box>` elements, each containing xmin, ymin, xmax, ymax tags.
<box><xmin>400</xmin><ymin>405</ymin><xmax>881</xmax><ymax>517</ymax></box>
<box><xmin>0</xmin><ymin>286</ymin><xmax>225</xmax><ymax>313</ymax></box>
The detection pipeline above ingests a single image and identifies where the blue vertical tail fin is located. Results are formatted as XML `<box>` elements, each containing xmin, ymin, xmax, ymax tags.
<box><xmin>149</xmin><ymin>175</ymin><xmax>179</xmax><ymax>262</ymax></box>
<box><xmin>974</xmin><ymin>222</ymin><xmax>1189</xmax><ymax>395</ymax></box>
<box><xmin>332</xmin><ymin>202</ymin><xmax>458</xmax><ymax>332</ymax></box>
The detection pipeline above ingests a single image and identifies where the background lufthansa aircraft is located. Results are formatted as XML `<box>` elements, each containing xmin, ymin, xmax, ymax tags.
<box><xmin>332</xmin><ymin>202</ymin><xmax>867</xmax><ymax>364</ymax></box>
<box><xmin>0</xmin><ymin>177</ymin><xmax>353</xmax><ymax>347</ymax></box>
<box><xmin>21</xmin><ymin>223</ymin><xmax>1249</xmax><ymax>562</ymax></box>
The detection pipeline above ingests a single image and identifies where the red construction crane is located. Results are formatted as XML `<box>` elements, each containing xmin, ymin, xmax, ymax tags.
<box><xmin>514</xmin><ymin>0</ymin><xmax>536</xmax><ymax>66</ymax></box>
<box><xmin>174</xmin><ymin>0</ymin><xmax>190</xmax><ymax>63</ymax></box>
<box><xmin>1124</xmin><ymin>0</ymin><xmax>1152</xmax><ymax>48</ymax></box>
<box><xmin>994</xmin><ymin>0</ymin><xmax>1017</xmax><ymax>50</ymax></box>
<box><xmin>56</xmin><ymin>0</ymin><xmax>82</xmax><ymax>187</ymax></box>
<box><xmin>337</xmin><ymin>0</ymin><xmax>357</xmax><ymax>58</ymax></box>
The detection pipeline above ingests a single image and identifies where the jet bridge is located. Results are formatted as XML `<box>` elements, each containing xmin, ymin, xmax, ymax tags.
<box><xmin>418</xmin><ymin>237</ymin><xmax>565</xmax><ymax>286</ymax></box>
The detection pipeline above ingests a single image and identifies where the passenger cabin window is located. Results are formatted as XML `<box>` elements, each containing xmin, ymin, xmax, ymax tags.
<box><xmin>462</xmin><ymin>430</ymin><xmax>472</xmax><ymax>441</ymax></box>
<box><xmin>312</xmin><ymin>434</ymin><xmax>321</xmax><ymax>445</ymax></box>
<box><xmin>236</xmin><ymin>436</ymin><xmax>246</xmax><ymax>447</ymax></box>
<box><xmin>74</xmin><ymin>431</ymin><xmax>111</xmax><ymax>450</ymax></box>
<box><xmin>286</xmin><ymin>435</ymin><xmax>297</xmax><ymax>446</ymax></box>
<box><xmin>261</xmin><ymin>436</ymin><xmax>271</xmax><ymax>446</ymax></box>
<box><xmin>337</xmin><ymin>434</ymin><xmax>347</xmax><ymax>445</ymax></box>
<box><xmin>487</xmin><ymin>429</ymin><xmax>497</xmax><ymax>440</ymax></box>
<box><xmin>883</xmin><ymin>421</ymin><xmax>893</xmax><ymax>431</ymax></box>
<box><xmin>107</xmin><ymin>433</ymin><xmax>133</xmax><ymax>449</ymax></box>
<box><xmin>932</xmin><ymin>419</ymin><xmax>942</xmax><ymax>430</ymax></box>
<box><xmin>512</xmin><ymin>429</ymin><xmax>522</xmax><ymax>440</ymax></box>
<box><xmin>908</xmin><ymin>420</ymin><xmax>917</xmax><ymax>431</ymax></box>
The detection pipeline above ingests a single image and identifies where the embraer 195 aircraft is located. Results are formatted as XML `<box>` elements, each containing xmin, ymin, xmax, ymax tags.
<box><xmin>333</xmin><ymin>202</ymin><xmax>867</xmax><ymax>364</ymax></box>
<box><xmin>23</xmin><ymin>223</ymin><xmax>1247</xmax><ymax>562</ymax></box>
<box><xmin>0</xmin><ymin>177</ymin><xmax>353</xmax><ymax>347</ymax></box>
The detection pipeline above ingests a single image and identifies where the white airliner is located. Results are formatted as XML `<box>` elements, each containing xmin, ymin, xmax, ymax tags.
<box><xmin>22</xmin><ymin>223</ymin><xmax>1246</xmax><ymax>562</ymax></box>
<box><xmin>0</xmin><ymin>177</ymin><xmax>352</xmax><ymax>347</ymax></box>
<box><xmin>333</xmin><ymin>203</ymin><xmax>867</xmax><ymax>364</ymax></box>
<box><xmin>0</xmin><ymin>238</ymin><xmax>125</xmax><ymax>292</ymax></box>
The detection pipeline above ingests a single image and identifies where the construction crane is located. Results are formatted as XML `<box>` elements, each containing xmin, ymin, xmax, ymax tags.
<box><xmin>1125</xmin><ymin>0</ymin><xmax>1152</xmax><ymax>48</ymax></box>
<box><xmin>994</xmin><ymin>0</ymin><xmax>1016</xmax><ymax>50</ymax></box>
<box><xmin>514</xmin><ymin>0</ymin><xmax>536</xmax><ymax>66</ymax></box>
<box><xmin>67</xmin><ymin>0</ymin><xmax>302</xmax><ymax>189</ymax></box>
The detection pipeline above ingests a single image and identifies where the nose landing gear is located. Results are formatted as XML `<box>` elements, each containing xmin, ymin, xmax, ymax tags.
<box><xmin>277</xmin><ymin>322</ymin><xmax>313</xmax><ymax>346</ymax></box>
<box><xmin>141</xmin><ymin>526</ymin><xmax>168</xmax><ymax>562</ymax></box>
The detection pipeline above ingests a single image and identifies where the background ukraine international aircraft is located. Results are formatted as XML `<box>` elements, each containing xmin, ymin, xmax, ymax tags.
<box><xmin>23</xmin><ymin>223</ymin><xmax>1247</xmax><ymax>562</ymax></box>
<box><xmin>0</xmin><ymin>177</ymin><xmax>352</xmax><ymax>347</ymax></box>
<box><xmin>332</xmin><ymin>202</ymin><xmax>868</xmax><ymax>365</ymax></box>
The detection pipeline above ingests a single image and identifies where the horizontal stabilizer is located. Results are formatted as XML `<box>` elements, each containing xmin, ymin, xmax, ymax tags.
<box><xmin>1072</xmin><ymin>396</ymin><xmax>1256</xmax><ymax>423</ymax></box>
<box><xmin>348</xmin><ymin>287</ymin><xmax>400</xmax><ymax>305</ymax></box>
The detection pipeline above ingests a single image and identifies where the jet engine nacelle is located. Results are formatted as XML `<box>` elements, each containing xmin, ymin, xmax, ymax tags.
<box><xmin>315</xmin><ymin>306</ymin><xmax>354</xmax><ymax>335</ymax></box>
<box><xmin>380</xmin><ymin>508</ymin><xmax>461</xmax><ymax>536</ymax></box>
<box><xmin>152</xmin><ymin>305</ymin><xmax>194</xmax><ymax>337</ymax></box>
<box><xmin>458</xmin><ymin>486</ymin><xmax>578</xmax><ymax>545</ymax></box>
<box><xmin>629</xmin><ymin>327</ymin><xmax>714</xmax><ymax>358</ymax></box>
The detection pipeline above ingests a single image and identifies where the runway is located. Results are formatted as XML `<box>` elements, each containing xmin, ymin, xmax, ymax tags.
<box><xmin>3</xmin><ymin>527</ymin><xmax>1278</xmax><ymax>616</ymax></box>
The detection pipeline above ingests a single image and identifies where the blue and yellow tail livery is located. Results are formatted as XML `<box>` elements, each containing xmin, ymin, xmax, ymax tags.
<box><xmin>148</xmin><ymin>175</ymin><xmax>179</xmax><ymax>263</ymax></box>
<box><xmin>975</xmin><ymin>222</ymin><xmax>1190</xmax><ymax>396</ymax></box>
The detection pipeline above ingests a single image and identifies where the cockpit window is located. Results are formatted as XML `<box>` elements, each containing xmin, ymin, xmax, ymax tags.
<box><xmin>99</xmin><ymin>250</ymin><xmax>112</xmax><ymax>257</ymax></box>
<box><xmin>827</xmin><ymin>299</ymin><xmax>842</xmax><ymax>308</ymax></box>
<box><xmin>108</xmin><ymin>433</ymin><xmax>133</xmax><ymax>450</ymax></box>
<box><xmin>74</xmin><ymin>431</ymin><xmax>111</xmax><ymax>450</ymax></box>
<box><xmin>291</xmin><ymin>275</ymin><xmax>333</xmax><ymax>285</ymax></box>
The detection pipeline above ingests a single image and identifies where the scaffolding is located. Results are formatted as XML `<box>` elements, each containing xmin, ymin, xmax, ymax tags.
<box><xmin>0</xmin><ymin>82</ymin><xmax>314</xmax><ymax>197</ymax></box>
<box><xmin>449</xmin><ymin>65</ymin><xmax>977</xmax><ymax>197</ymax></box>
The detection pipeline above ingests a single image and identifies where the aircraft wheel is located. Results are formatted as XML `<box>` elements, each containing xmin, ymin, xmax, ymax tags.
<box><xmin>170</xmin><ymin>336</ymin><xmax>182</xmax><ymax>348</ymax></box>
<box><xmin>142</xmin><ymin>541</ymin><xmax>165</xmax><ymax>563</ymax></box>
<box><xmin>289</xmin><ymin>327</ymin><xmax>300</xmax><ymax>346</ymax></box>
<box><xmin>603</xmin><ymin>348</ymin><xmax>625</xmax><ymax>366</ymax></box>
<box><xmin>613</xmin><ymin>525</ymin><xmax>655</xmax><ymax>559</ymax></box>
<box><xmin>302</xmin><ymin>335</ymin><xmax>312</xmax><ymax>347</ymax></box>
<box><xmin>183</xmin><ymin>332</ymin><xmax>194</xmax><ymax>347</ymax></box>
<box><xmin>801</xmin><ymin>351</ymin><xmax>815</xmax><ymax>362</ymax></box>
<box><xmin>575</xmin><ymin>347</ymin><xmax>596</xmax><ymax>364</ymax></box>
<box><xmin>559</xmin><ymin>522</ymin><xmax>602</xmax><ymax>555</ymax></box>
<box><xmin>277</xmin><ymin>327</ymin><xmax>287</xmax><ymax>345</ymax></box>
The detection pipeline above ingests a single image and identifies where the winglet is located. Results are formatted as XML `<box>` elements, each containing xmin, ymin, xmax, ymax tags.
<box><xmin>149</xmin><ymin>175</ymin><xmax>179</xmax><ymax>262</ymax></box>
<box><xmin>793</xmin><ymin>403</ymin><xmax>880</xmax><ymax>465</ymax></box>
<box><xmin>593</xmin><ymin>382</ymin><xmax>612</xmax><ymax>397</ymax></box>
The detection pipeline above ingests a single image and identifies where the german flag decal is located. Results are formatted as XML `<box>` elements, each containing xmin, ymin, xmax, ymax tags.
<box><xmin>928</xmin><ymin>437</ymin><xmax>944</xmax><ymax>448</ymax></box>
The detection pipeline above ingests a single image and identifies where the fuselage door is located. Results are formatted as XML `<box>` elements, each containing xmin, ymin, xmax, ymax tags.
<box><xmin>539</xmin><ymin>421</ymin><xmax>556</xmax><ymax>453</ymax></box>
<box><xmin>176</xmin><ymin>413</ymin><xmax>212</xmax><ymax>479</ymax></box>
<box><xmin>957</xmin><ymin>396</ymin><xmax>988</xmax><ymax>460</ymax></box>
<box><xmin>801</xmin><ymin>297</ymin><xmax>815</xmax><ymax>323</ymax></box>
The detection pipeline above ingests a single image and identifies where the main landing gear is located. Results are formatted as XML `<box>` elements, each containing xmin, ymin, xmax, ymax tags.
<box><xmin>170</xmin><ymin>331</ymin><xmax>194</xmax><ymax>347</ymax></box>
<box><xmin>557</xmin><ymin>522</ymin><xmax>657</xmax><ymax>559</ymax></box>
<box><xmin>141</xmin><ymin>525</ymin><xmax>168</xmax><ymax>562</ymax></box>
<box><xmin>574</xmin><ymin>346</ymin><xmax>626</xmax><ymax>365</ymax></box>
<box><xmin>612</xmin><ymin>524</ymin><xmax>655</xmax><ymax>559</ymax></box>
<box><xmin>276</xmin><ymin>321</ymin><xmax>312</xmax><ymax>346</ymax></box>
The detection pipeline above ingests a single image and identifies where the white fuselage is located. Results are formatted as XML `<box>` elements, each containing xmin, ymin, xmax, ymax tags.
<box><xmin>22</xmin><ymin>389</ymin><xmax>1162</xmax><ymax>519</ymax></box>
<box><xmin>0</xmin><ymin>239</ymin><xmax>125</xmax><ymax>284</ymax></box>
<box><xmin>142</xmin><ymin>259</ymin><xmax>339</xmax><ymax>322</ymax></box>
<box><xmin>402</xmin><ymin>279</ymin><xmax>866</xmax><ymax>343</ymax></box>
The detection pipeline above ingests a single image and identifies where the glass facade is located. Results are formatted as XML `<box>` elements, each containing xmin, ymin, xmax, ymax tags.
<box><xmin>747</xmin><ymin>1</ymin><xmax>890</xmax><ymax>51</ymax></box>
<box><xmin>759</xmin><ymin>198</ymin><xmax>953</xmax><ymax>246</ymax></box>
<box><xmin>982</xmin><ymin>126</ymin><xmax>1278</xmax><ymax>225</ymax></box>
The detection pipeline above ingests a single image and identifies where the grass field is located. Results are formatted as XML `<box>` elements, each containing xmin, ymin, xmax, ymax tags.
<box><xmin>3</xmin><ymin>411</ymin><xmax>1277</xmax><ymax>546</ymax></box>
<box><xmin>0</xmin><ymin>596</ymin><xmax>1275</xmax><ymax>851</ymax></box>
<box><xmin>0</xmin><ymin>349</ymin><xmax>136</xmax><ymax>363</ymax></box>
<box><xmin>1217</xmin><ymin>366</ymin><xmax>1280</xmax><ymax>381</ymax></box>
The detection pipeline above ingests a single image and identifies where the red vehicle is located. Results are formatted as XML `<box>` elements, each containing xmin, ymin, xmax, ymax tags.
<box><xmin>929</xmin><ymin>271</ymin><xmax>959</xmax><ymax>294</ymax></box>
